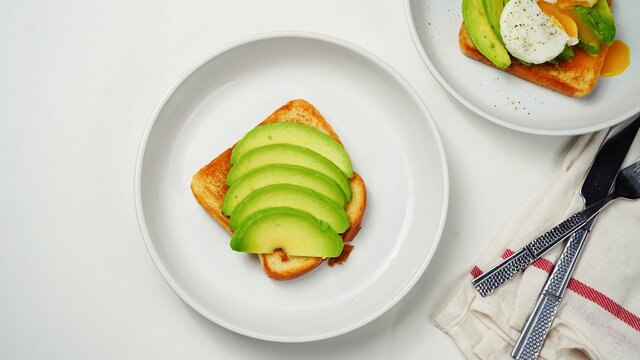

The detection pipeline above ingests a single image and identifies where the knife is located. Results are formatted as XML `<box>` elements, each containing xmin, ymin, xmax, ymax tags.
<box><xmin>473</xmin><ymin>114</ymin><xmax>640</xmax><ymax>297</ymax></box>
<box><xmin>511</xmin><ymin>115</ymin><xmax>640</xmax><ymax>360</ymax></box>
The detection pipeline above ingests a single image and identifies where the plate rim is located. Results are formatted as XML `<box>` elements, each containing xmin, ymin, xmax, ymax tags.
<box><xmin>403</xmin><ymin>0</ymin><xmax>640</xmax><ymax>136</ymax></box>
<box><xmin>134</xmin><ymin>30</ymin><xmax>450</xmax><ymax>342</ymax></box>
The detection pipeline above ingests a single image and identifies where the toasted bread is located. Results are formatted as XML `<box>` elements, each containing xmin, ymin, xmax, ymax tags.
<box><xmin>190</xmin><ymin>99</ymin><xmax>367</xmax><ymax>280</ymax></box>
<box><xmin>459</xmin><ymin>25</ymin><xmax>609</xmax><ymax>97</ymax></box>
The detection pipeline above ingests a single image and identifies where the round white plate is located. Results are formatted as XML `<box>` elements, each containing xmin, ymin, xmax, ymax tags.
<box><xmin>405</xmin><ymin>0</ymin><xmax>640</xmax><ymax>135</ymax></box>
<box><xmin>135</xmin><ymin>32</ymin><xmax>448</xmax><ymax>342</ymax></box>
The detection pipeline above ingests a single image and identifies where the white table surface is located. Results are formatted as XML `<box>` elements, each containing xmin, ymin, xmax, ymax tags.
<box><xmin>0</xmin><ymin>1</ymin><xmax>573</xmax><ymax>359</ymax></box>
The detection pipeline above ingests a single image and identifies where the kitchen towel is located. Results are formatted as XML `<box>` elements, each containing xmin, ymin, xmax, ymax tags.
<box><xmin>435</xmin><ymin>128</ymin><xmax>640</xmax><ymax>360</ymax></box>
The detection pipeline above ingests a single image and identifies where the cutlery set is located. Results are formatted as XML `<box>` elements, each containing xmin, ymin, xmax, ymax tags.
<box><xmin>471</xmin><ymin>115</ymin><xmax>640</xmax><ymax>360</ymax></box>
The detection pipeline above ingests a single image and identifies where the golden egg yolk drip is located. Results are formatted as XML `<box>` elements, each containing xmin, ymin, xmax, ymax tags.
<box><xmin>601</xmin><ymin>40</ymin><xmax>630</xmax><ymax>76</ymax></box>
<box><xmin>538</xmin><ymin>1</ymin><xmax>578</xmax><ymax>40</ymax></box>
<box><xmin>550</xmin><ymin>0</ymin><xmax>630</xmax><ymax>77</ymax></box>
<box><xmin>556</xmin><ymin>0</ymin><xmax>597</xmax><ymax>9</ymax></box>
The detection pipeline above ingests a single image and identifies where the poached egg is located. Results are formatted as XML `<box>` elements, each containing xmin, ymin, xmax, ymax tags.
<box><xmin>500</xmin><ymin>0</ymin><xmax>579</xmax><ymax>64</ymax></box>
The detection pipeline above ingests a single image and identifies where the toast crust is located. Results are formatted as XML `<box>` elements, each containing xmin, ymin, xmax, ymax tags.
<box><xmin>191</xmin><ymin>99</ymin><xmax>366</xmax><ymax>280</ymax></box>
<box><xmin>459</xmin><ymin>25</ymin><xmax>609</xmax><ymax>97</ymax></box>
<box><xmin>259</xmin><ymin>172</ymin><xmax>366</xmax><ymax>279</ymax></box>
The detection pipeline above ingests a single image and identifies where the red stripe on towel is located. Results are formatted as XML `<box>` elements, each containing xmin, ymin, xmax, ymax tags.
<box><xmin>470</xmin><ymin>266</ymin><xmax>483</xmax><ymax>279</ymax></box>
<box><xmin>532</xmin><ymin>258</ymin><xmax>555</xmax><ymax>273</ymax></box>
<box><xmin>568</xmin><ymin>279</ymin><xmax>640</xmax><ymax>333</ymax></box>
<box><xmin>501</xmin><ymin>249</ymin><xmax>514</xmax><ymax>258</ymax></box>
<box><xmin>470</xmin><ymin>248</ymin><xmax>640</xmax><ymax>333</ymax></box>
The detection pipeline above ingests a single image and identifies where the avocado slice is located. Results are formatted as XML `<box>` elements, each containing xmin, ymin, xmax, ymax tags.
<box><xmin>557</xmin><ymin>46</ymin><xmax>575</xmax><ymax>61</ymax></box>
<box><xmin>230</xmin><ymin>207</ymin><xmax>343</xmax><ymax>258</ymax></box>
<box><xmin>548</xmin><ymin>46</ymin><xmax>575</xmax><ymax>64</ymax></box>
<box><xmin>565</xmin><ymin>8</ymin><xmax>601</xmax><ymax>55</ymax></box>
<box><xmin>226</xmin><ymin>144</ymin><xmax>351</xmax><ymax>200</ymax></box>
<box><xmin>229</xmin><ymin>184</ymin><xmax>350</xmax><ymax>233</ymax></box>
<box><xmin>574</xmin><ymin>0</ymin><xmax>615</xmax><ymax>45</ymax></box>
<box><xmin>231</xmin><ymin>122</ymin><xmax>353</xmax><ymax>178</ymax></box>
<box><xmin>462</xmin><ymin>0</ymin><xmax>511</xmax><ymax>69</ymax></box>
<box><xmin>482</xmin><ymin>0</ymin><xmax>505</xmax><ymax>40</ymax></box>
<box><xmin>222</xmin><ymin>164</ymin><xmax>347</xmax><ymax>216</ymax></box>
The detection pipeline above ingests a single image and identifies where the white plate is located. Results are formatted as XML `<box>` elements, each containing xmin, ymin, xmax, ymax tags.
<box><xmin>405</xmin><ymin>0</ymin><xmax>640</xmax><ymax>135</ymax></box>
<box><xmin>135</xmin><ymin>32</ymin><xmax>448</xmax><ymax>342</ymax></box>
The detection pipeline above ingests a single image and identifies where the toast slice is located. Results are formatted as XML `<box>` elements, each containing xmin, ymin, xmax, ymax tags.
<box><xmin>190</xmin><ymin>99</ymin><xmax>367</xmax><ymax>280</ymax></box>
<box><xmin>459</xmin><ymin>25</ymin><xmax>609</xmax><ymax>97</ymax></box>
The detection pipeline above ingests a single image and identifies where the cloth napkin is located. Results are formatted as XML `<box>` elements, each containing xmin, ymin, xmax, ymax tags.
<box><xmin>435</xmin><ymin>129</ymin><xmax>640</xmax><ymax>360</ymax></box>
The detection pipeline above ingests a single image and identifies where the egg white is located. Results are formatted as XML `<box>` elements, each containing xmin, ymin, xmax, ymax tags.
<box><xmin>500</xmin><ymin>0</ymin><xmax>578</xmax><ymax>64</ymax></box>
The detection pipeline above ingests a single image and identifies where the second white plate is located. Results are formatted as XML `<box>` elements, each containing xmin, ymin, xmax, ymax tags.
<box><xmin>135</xmin><ymin>32</ymin><xmax>448</xmax><ymax>342</ymax></box>
<box><xmin>406</xmin><ymin>0</ymin><xmax>640</xmax><ymax>135</ymax></box>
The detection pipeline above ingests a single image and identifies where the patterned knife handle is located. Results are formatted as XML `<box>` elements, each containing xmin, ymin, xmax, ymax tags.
<box><xmin>511</xmin><ymin>226</ymin><xmax>591</xmax><ymax>360</ymax></box>
<box><xmin>472</xmin><ymin>203</ymin><xmax>602</xmax><ymax>297</ymax></box>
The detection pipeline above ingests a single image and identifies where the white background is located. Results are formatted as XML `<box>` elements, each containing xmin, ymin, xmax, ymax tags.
<box><xmin>1</xmin><ymin>1</ymin><xmax>571</xmax><ymax>358</ymax></box>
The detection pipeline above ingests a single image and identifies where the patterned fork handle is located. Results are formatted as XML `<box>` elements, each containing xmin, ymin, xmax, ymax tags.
<box><xmin>472</xmin><ymin>195</ymin><xmax>611</xmax><ymax>297</ymax></box>
<box><xmin>511</xmin><ymin>223</ymin><xmax>592</xmax><ymax>360</ymax></box>
<box><xmin>472</xmin><ymin>212</ymin><xmax>587</xmax><ymax>297</ymax></box>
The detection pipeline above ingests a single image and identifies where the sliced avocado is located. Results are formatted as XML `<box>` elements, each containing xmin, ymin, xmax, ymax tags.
<box><xmin>226</xmin><ymin>144</ymin><xmax>351</xmax><ymax>200</ymax></box>
<box><xmin>462</xmin><ymin>0</ymin><xmax>511</xmax><ymax>69</ymax></box>
<box><xmin>222</xmin><ymin>164</ymin><xmax>347</xmax><ymax>216</ymax></box>
<box><xmin>229</xmin><ymin>184</ymin><xmax>350</xmax><ymax>233</ymax></box>
<box><xmin>577</xmin><ymin>39</ymin><xmax>601</xmax><ymax>56</ymax></box>
<box><xmin>557</xmin><ymin>46</ymin><xmax>575</xmax><ymax>61</ymax></box>
<box><xmin>574</xmin><ymin>0</ymin><xmax>615</xmax><ymax>45</ymax></box>
<box><xmin>230</xmin><ymin>207</ymin><xmax>343</xmax><ymax>258</ymax></box>
<box><xmin>548</xmin><ymin>46</ymin><xmax>575</xmax><ymax>64</ymax></box>
<box><xmin>517</xmin><ymin>59</ymin><xmax>532</xmax><ymax>67</ymax></box>
<box><xmin>482</xmin><ymin>0</ymin><xmax>505</xmax><ymax>40</ymax></box>
<box><xmin>231</xmin><ymin>122</ymin><xmax>353</xmax><ymax>178</ymax></box>
<box><xmin>566</xmin><ymin>9</ymin><xmax>602</xmax><ymax>55</ymax></box>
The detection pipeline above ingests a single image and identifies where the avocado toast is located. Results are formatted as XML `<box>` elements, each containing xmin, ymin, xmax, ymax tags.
<box><xmin>190</xmin><ymin>99</ymin><xmax>366</xmax><ymax>280</ymax></box>
<box><xmin>460</xmin><ymin>0</ymin><xmax>617</xmax><ymax>97</ymax></box>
